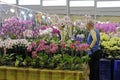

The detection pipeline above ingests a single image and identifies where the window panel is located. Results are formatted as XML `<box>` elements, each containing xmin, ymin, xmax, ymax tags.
<box><xmin>0</xmin><ymin>0</ymin><xmax>16</xmax><ymax>4</ymax></box>
<box><xmin>97</xmin><ymin>1</ymin><xmax>120</xmax><ymax>7</ymax></box>
<box><xmin>43</xmin><ymin>0</ymin><xmax>66</xmax><ymax>6</ymax></box>
<box><xmin>19</xmin><ymin>0</ymin><xmax>40</xmax><ymax>5</ymax></box>
<box><xmin>70</xmin><ymin>1</ymin><xmax>94</xmax><ymax>7</ymax></box>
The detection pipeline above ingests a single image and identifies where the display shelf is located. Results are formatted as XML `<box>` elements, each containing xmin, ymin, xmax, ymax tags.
<box><xmin>0</xmin><ymin>66</ymin><xmax>85</xmax><ymax>80</ymax></box>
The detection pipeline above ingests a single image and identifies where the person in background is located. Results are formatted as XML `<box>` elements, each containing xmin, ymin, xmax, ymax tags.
<box><xmin>86</xmin><ymin>20</ymin><xmax>103</xmax><ymax>80</ymax></box>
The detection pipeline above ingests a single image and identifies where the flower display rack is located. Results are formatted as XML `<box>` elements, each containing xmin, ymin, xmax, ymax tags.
<box><xmin>0</xmin><ymin>66</ymin><xmax>85</xmax><ymax>80</ymax></box>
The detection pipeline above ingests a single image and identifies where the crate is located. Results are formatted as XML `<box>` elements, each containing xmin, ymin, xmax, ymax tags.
<box><xmin>99</xmin><ymin>58</ymin><xmax>113</xmax><ymax>80</ymax></box>
<box><xmin>113</xmin><ymin>60</ymin><xmax>120</xmax><ymax>80</ymax></box>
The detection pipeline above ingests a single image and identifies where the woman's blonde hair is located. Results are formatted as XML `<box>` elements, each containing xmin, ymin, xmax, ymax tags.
<box><xmin>87</xmin><ymin>20</ymin><xmax>94</xmax><ymax>27</ymax></box>
<box><xmin>86</xmin><ymin>20</ymin><xmax>94</xmax><ymax>27</ymax></box>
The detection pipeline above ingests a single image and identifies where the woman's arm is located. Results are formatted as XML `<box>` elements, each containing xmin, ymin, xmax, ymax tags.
<box><xmin>90</xmin><ymin>30</ymin><xmax>97</xmax><ymax>48</ymax></box>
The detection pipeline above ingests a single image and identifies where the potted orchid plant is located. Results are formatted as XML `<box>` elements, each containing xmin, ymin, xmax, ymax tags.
<box><xmin>25</xmin><ymin>39</ymin><xmax>90</xmax><ymax>70</ymax></box>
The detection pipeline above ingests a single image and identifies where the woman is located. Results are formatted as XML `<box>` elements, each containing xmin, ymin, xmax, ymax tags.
<box><xmin>86</xmin><ymin>20</ymin><xmax>102</xmax><ymax>80</ymax></box>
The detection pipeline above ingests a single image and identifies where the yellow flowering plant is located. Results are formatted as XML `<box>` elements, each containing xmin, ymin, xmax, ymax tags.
<box><xmin>100</xmin><ymin>33</ymin><xmax>120</xmax><ymax>58</ymax></box>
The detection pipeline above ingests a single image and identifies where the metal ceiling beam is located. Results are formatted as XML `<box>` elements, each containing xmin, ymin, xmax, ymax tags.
<box><xmin>41</xmin><ymin>9</ymin><xmax>120</xmax><ymax>15</ymax></box>
<box><xmin>97</xmin><ymin>0</ymin><xmax>120</xmax><ymax>1</ymax></box>
<box><xmin>70</xmin><ymin>0</ymin><xmax>94</xmax><ymax>1</ymax></box>
<box><xmin>70</xmin><ymin>7</ymin><xmax>94</xmax><ymax>9</ymax></box>
<box><xmin>96</xmin><ymin>8</ymin><xmax>120</xmax><ymax>11</ymax></box>
<box><xmin>42</xmin><ymin>6</ymin><xmax>66</xmax><ymax>9</ymax></box>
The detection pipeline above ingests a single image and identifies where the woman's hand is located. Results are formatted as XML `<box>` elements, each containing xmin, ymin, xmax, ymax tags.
<box><xmin>87</xmin><ymin>48</ymin><xmax>90</xmax><ymax>51</ymax></box>
<box><xmin>85</xmin><ymin>48</ymin><xmax>90</xmax><ymax>51</ymax></box>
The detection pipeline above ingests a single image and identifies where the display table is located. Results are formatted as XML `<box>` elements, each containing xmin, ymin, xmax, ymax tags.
<box><xmin>0</xmin><ymin>66</ymin><xmax>85</xmax><ymax>80</ymax></box>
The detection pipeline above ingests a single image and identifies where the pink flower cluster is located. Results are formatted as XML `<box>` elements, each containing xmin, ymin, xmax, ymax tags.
<box><xmin>69</xmin><ymin>41</ymin><xmax>89</xmax><ymax>51</ymax></box>
<box><xmin>39</xmin><ymin>26</ymin><xmax>60</xmax><ymax>36</ymax></box>
<box><xmin>69</xmin><ymin>41</ymin><xmax>80</xmax><ymax>49</ymax></box>
<box><xmin>47</xmin><ymin>43</ymin><xmax>58</xmax><ymax>53</ymax></box>
<box><xmin>27</xmin><ymin>40</ymin><xmax>89</xmax><ymax>58</ymax></box>
<box><xmin>50</xmin><ymin>15</ymin><xmax>59</xmax><ymax>23</ymax></box>
<box><xmin>27</xmin><ymin>42</ymin><xmax>37</xmax><ymax>52</ymax></box>
<box><xmin>27</xmin><ymin>40</ymin><xmax>45</xmax><ymax>58</ymax></box>
<box><xmin>60</xmin><ymin>41</ymin><xmax>66</xmax><ymax>49</ymax></box>
<box><xmin>0</xmin><ymin>17</ymin><xmax>33</xmax><ymax>38</ymax></box>
<box><xmin>76</xmin><ymin>43</ymin><xmax>89</xmax><ymax>51</ymax></box>
<box><xmin>95</xmin><ymin>23</ymin><xmax>117</xmax><ymax>33</ymax></box>
<box><xmin>27</xmin><ymin>40</ymin><xmax>59</xmax><ymax>58</ymax></box>
<box><xmin>36</xmin><ymin>40</ymin><xmax>46</xmax><ymax>52</ymax></box>
<box><xmin>74</xmin><ymin>20</ymin><xmax>85</xmax><ymax>29</ymax></box>
<box><xmin>51</xmin><ymin>16</ymin><xmax>72</xmax><ymax>27</ymax></box>
<box><xmin>69</xmin><ymin>43</ymin><xmax>76</xmax><ymax>49</ymax></box>
<box><xmin>32</xmin><ymin>51</ymin><xmax>37</xmax><ymax>58</ymax></box>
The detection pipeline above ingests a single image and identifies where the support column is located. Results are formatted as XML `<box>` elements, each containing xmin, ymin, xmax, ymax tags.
<box><xmin>16</xmin><ymin>0</ymin><xmax>19</xmax><ymax>17</ymax></box>
<box><xmin>94</xmin><ymin>0</ymin><xmax>97</xmax><ymax>21</ymax></box>
<box><xmin>40</xmin><ymin>0</ymin><xmax>43</xmax><ymax>12</ymax></box>
<box><xmin>16</xmin><ymin>0</ymin><xmax>18</xmax><ymax>5</ymax></box>
<box><xmin>66</xmin><ymin>0</ymin><xmax>70</xmax><ymax>17</ymax></box>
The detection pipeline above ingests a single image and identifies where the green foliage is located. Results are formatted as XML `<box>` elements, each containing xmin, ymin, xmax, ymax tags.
<box><xmin>81</xmin><ymin>55</ymin><xmax>90</xmax><ymax>63</ymax></box>
<box><xmin>0</xmin><ymin>53</ymin><xmax>15</xmax><ymax>66</ymax></box>
<box><xmin>15</xmin><ymin>55</ymin><xmax>24</xmax><ymax>67</ymax></box>
<box><xmin>0</xmin><ymin>52</ymin><xmax>89</xmax><ymax>70</ymax></box>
